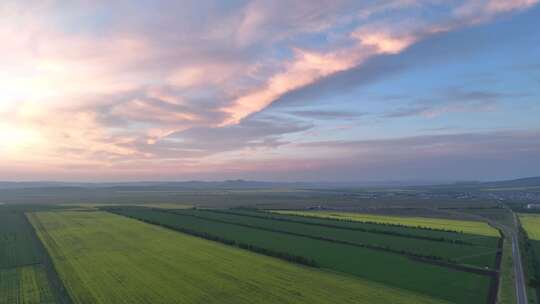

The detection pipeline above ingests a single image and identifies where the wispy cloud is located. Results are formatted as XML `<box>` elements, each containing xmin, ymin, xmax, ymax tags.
<box><xmin>383</xmin><ymin>89</ymin><xmax>518</xmax><ymax>118</ymax></box>
<box><xmin>0</xmin><ymin>0</ymin><xmax>538</xmax><ymax>179</ymax></box>
<box><xmin>286</xmin><ymin>110</ymin><xmax>365</xmax><ymax>120</ymax></box>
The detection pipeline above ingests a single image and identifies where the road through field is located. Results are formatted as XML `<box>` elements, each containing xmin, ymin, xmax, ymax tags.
<box><xmin>482</xmin><ymin>213</ymin><xmax>526</xmax><ymax>304</ymax></box>
<box><xmin>510</xmin><ymin>227</ymin><xmax>528</xmax><ymax>304</ymax></box>
<box><xmin>494</xmin><ymin>212</ymin><xmax>528</xmax><ymax>304</ymax></box>
<box><xmin>477</xmin><ymin>215</ymin><xmax>527</xmax><ymax>304</ymax></box>
<box><xmin>492</xmin><ymin>214</ymin><xmax>527</xmax><ymax>304</ymax></box>
<box><xmin>440</xmin><ymin>208</ymin><xmax>527</xmax><ymax>304</ymax></box>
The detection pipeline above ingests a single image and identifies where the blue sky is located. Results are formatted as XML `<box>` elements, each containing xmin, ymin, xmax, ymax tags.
<box><xmin>0</xmin><ymin>0</ymin><xmax>538</xmax><ymax>181</ymax></box>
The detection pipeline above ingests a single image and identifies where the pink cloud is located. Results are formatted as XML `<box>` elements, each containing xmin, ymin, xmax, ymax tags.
<box><xmin>221</xmin><ymin>32</ymin><xmax>417</xmax><ymax>124</ymax></box>
<box><xmin>454</xmin><ymin>0</ymin><xmax>539</xmax><ymax>24</ymax></box>
<box><xmin>0</xmin><ymin>0</ymin><xmax>537</xmax><ymax>178</ymax></box>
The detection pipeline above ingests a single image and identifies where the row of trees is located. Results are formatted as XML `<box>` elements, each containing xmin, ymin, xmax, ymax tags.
<box><xmin>108</xmin><ymin>210</ymin><xmax>319</xmax><ymax>268</ymax></box>
<box><xmin>205</xmin><ymin>208</ymin><xmax>474</xmax><ymax>246</ymax></box>
<box><xmin>170</xmin><ymin>209</ymin><xmax>451</xmax><ymax>264</ymax></box>
<box><xmin>519</xmin><ymin>227</ymin><xmax>540</xmax><ymax>288</ymax></box>
<box><xmin>235</xmin><ymin>207</ymin><xmax>465</xmax><ymax>233</ymax></box>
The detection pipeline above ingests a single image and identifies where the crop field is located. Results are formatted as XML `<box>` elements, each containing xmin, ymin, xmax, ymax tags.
<box><xmin>520</xmin><ymin>214</ymin><xmax>540</xmax><ymax>242</ymax></box>
<box><xmin>169</xmin><ymin>208</ymin><xmax>497</xmax><ymax>268</ymax></box>
<box><xmin>0</xmin><ymin>265</ymin><xmax>56</xmax><ymax>304</ymax></box>
<box><xmin>0</xmin><ymin>212</ymin><xmax>42</xmax><ymax>268</ymax></box>
<box><xmin>0</xmin><ymin>207</ymin><xmax>58</xmax><ymax>304</ymax></box>
<box><xmin>498</xmin><ymin>238</ymin><xmax>517</xmax><ymax>304</ymax></box>
<box><xmin>272</xmin><ymin>210</ymin><xmax>500</xmax><ymax>237</ymax></box>
<box><xmin>110</xmin><ymin>207</ymin><xmax>492</xmax><ymax>304</ymax></box>
<box><xmin>28</xmin><ymin>211</ymin><xmax>451</xmax><ymax>304</ymax></box>
<box><xmin>518</xmin><ymin>214</ymin><xmax>540</xmax><ymax>295</ymax></box>
<box><xmin>227</xmin><ymin>208</ymin><xmax>500</xmax><ymax>248</ymax></box>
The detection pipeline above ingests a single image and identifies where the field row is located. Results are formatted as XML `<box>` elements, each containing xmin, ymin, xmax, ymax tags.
<box><xmin>0</xmin><ymin>265</ymin><xmax>56</xmax><ymax>304</ymax></box>
<box><xmin>0</xmin><ymin>207</ymin><xmax>58</xmax><ymax>304</ymax></box>
<box><xmin>168</xmin><ymin>208</ymin><xmax>498</xmax><ymax>268</ymax></box>
<box><xmin>220</xmin><ymin>208</ymin><xmax>500</xmax><ymax>248</ymax></box>
<box><xmin>519</xmin><ymin>213</ymin><xmax>540</xmax><ymax>297</ymax></box>
<box><xmin>272</xmin><ymin>210</ymin><xmax>499</xmax><ymax>237</ymax></box>
<box><xmin>109</xmin><ymin>207</ymin><xmax>492</xmax><ymax>304</ymax></box>
<box><xmin>28</xmin><ymin>211</ymin><xmax>450</xmax><ymax>304</ymax></box>
<box><xmin>0</xmin><ymin>212</ymin><xmax>43</xmax><ymax>269</ymax></box>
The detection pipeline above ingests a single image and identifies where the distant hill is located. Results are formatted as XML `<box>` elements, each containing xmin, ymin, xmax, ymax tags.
<box><xmin>0</xmin><ymin>179</ymin><xmax>439</xmax><ymax>190</ymax></box>
<box><xmin>0</xmin><ymin>180</ymin><xmax>287</xmax><ymax>190</ymax></box>
<box><xmin>415</xmin><ymin>176</ymin><xmax>540</xmax><ymax>192</ymax></box>
<box><xmin>0</xmin><ymin>177</ymin><xmax>538</xmax><ymax>191</ymax></box>
<box><xmin>479</xmin><ymin>176</ymin><xmax>540</xmax><ymax>188</ymax></box>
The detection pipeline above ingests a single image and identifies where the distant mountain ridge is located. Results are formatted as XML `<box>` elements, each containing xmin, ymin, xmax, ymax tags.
<box><xmin>0</xmin><ymin>180</ymin><xmax>311</xmax><ymax>190</ymax></box>
<box><xmin>479</xmin><ymin>176</ymin><xmax>540</xmax><ymax>188</ymax></box>
<box><xmin>0</xmin><ymin>179</ymin><xmax>441</xmax><ymax>190</ymax></box>
<box><xmin>0</xmin><ymin>177</ymin><xmax>539</xmax><ymax>190</ymax></box>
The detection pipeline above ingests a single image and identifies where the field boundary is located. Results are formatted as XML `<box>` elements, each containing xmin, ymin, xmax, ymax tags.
<box><xmin>28</xmin><ymin>209</ymin><xmax>463</xmax><ymax>304</ymax></box>
<box><xmin>518</xmin><ymin>216</ymin><xmax>540</xmax><ymax>303</ymax></box>
<box><xmin>0</xmin><ymin>262</ymin><xmax>41</xmax><ymax>271</ymax></box>
<box><xmin>106</xmin><ymin>207</ymin><xmax>494</xmax><ymax>304</ymax></box>
<box><xmin>266</xmin><ymin>209</ymin><xmax>477</xmax><ymax>234</ymax></box>
<box><xmin>167</xmin><ymin>208</ymin><xmax>469</xmax><ymax>264</ymax></box>
<box><xmin>107</xmin><ymin>209</ymin><xmax>319</xmax><ymax>267</ymax></box>
<box><xmin>25</xmin><ymin>213</ymin><xmax>74</xmax><ymax>304</ymax></box>
<box><xmin>122</xmin><ymin>207</ymin><xmax>500</xmax><ymax>273</ymax></box>
<box><xmin>486</xmin><ymin>235</ymin><xmax>504</xmax><ymax>304</ymax></box>
<box><xmin>196</xmin><ymin>208</ymin><xmax>479</xmax><ymax>246</ymax></box>
<box><xmin>408</xmin><ymin>256</ymin><xmax>496</xmax><ymax>276</ymax></box>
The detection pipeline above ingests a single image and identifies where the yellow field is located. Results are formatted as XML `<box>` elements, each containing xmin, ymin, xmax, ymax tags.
<box><xmin>272</xmin><ymin>210</ymin><xmax>499</xmax><ymax>237</ymax></box>
<box><xmin>519</xmin><ymin>214</ymin><xmax>540</xmax><ymax>241</ymax></box>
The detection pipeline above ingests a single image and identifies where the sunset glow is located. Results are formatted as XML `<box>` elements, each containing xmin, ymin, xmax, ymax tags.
<box><xmin>0</xmin><ymin>1</ymin><xmax>539</xmax><ymax>181</ymax></box>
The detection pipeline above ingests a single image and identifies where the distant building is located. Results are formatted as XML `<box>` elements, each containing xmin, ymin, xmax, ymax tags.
<box><xmin>526</xmin><ymin>203</ymin><xmax>540</xmax><ymax>209</ymax></box>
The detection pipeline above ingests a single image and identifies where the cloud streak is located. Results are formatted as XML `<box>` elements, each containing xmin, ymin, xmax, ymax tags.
<box><xmin>0</xmin><ymin>0</ymin><xmax>538</xmax><ymax>180</ymax></box>
<box><xmin>382</xmin><ymin>89</ymin><xmax>516</xmax><ymax>118</ymax></box>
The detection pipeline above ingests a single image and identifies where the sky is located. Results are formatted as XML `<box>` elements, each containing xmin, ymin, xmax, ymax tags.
<box><xmin>0</xmin><ymin>0</ymin><xmax>539</xmax><ymax>182</ymax></box>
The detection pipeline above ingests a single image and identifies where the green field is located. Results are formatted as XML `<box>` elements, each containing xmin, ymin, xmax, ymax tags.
<box><xmin>171</xmin><ymin>208</ymin><xmax>497</xmax><ymax>268</ymax></box>
<box><xmin>226</xmin><ymin>208</ymin><xmax>499</xmax><ymax>248</ymax></box>
<box><xmin>518</xmin><ymin>213</ymin><xmax>540</xmax><ymax>298</ymax></box>
<box><xmin>0</xmin><ymin>207</ymin><xmax>58</xmax><ymax>304</ymax></box>
<box><xmin>59</xmin><ymin>203</ymin><xmax>193</xmax><ymax>210</ymax></box>
<box><xmin>272</xmin><ymin>210</ymin><xmax>500</xmax><ymax>237</ymax></box>
<box><xmin>520</xmin><ymin>214</ymin><xmax>540</xmax><ymax>241</ymax></box>
<box><xmin>0</xmin><ymin>212</ymin><xmax>42</xmax><ymax>268</ymax></box>
<box><xmin>498</xmin><ymin>237</ymin><xmax>517</xmax><ymax>304</ymax></box>
<box><xmin>111</xmin><ymin>207</ymin><xmax>492</xmax><ymax>304</ymax></box>
<box><xmin>28</xmin><ymin>211</ymin><xmax>451</xmax><ymax>304</ymax></box>
<box><xmin>0</xmin><ymin>265</ymin><xmax>56</xmax><ymax>304</ymax></box>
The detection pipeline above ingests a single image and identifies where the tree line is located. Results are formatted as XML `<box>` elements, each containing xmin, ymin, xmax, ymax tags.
<box><xmin>202</xmin><ymin>208</ymin><xmax>475</xmax><ymax>246</ymax></box>
<box><xmin>106</xmin><ymin>209</ymin><xmax>319</xmax><ymax>268</ymax></box>
<box><xmin>168</xmin><ymin>209</ymin><xmax>454</xmax><ymax>264</ymax></box>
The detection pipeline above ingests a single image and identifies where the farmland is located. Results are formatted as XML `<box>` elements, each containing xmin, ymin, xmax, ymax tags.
<box><xmin>520</xmin><ymin>213</ymin><xmax>540</xmax><ymax>244</ymax></box>
<box><xmin>169</xmin><ymin>208</ymin><xmax>498</xmax><ymax>268</ymax></box>
<box><xmin>499</xmin><ymin>238</ymin><xmax>517</xmax><ymax>304</ymax></box>
<box><xmin>518</xmin><ymin>213</ymin><xmax>540</xmax><ymax>299</ymax></box>
<box><xmin>0</xmin><ymin>207</ymin><xmax>58</xmax><ymax>304</ymax></box>
<box><xmin>272</xmin><ymin>210</ymin><xmax>500</xmax><ymax>237</ymax></box>
<box><xmin>109</xmin><ymin>207</ymin><xmax>493</xmax><ymax>304</ymax></box>
<box><xmin>0</xmin><ymin>201</ymin><xmax>507</xmax><ymax>304</ymax></box>
<box><xmin>0</xmin><ymin>212</ymin><xmax>42</xmax><ymax>268</ymax></box>
<box><xmin>28</xmin><ymin>211</ymin><xmax>450</xmax><ymax>304</ymax></box>
<box><xmin>0</xmin><ymin>265</ymin><xmax>56</xmax><ymax>304</ymax></box>
<box><xmin>230</xmin><ymin>208</ymin><xmax>500</xmax><ymax>248</ymax></box>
